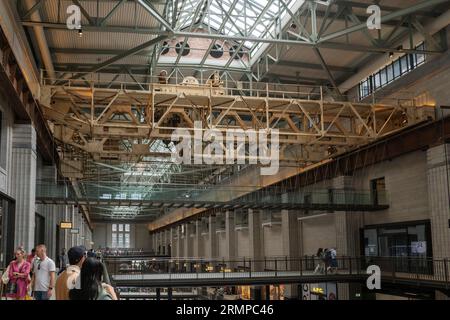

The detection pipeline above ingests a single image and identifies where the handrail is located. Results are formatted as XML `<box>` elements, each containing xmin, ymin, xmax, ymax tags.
<box><xmin>104</xmin><ymin>255</ymin><xmax>450</xmax><ymax>289</ymax></box>
<box><xmin>41</xmin><ymin>70</ymin><xmax>420</xmax><ymax>105</ymax></box>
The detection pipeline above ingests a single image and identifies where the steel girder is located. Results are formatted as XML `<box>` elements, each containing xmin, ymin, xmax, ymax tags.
<box><xmin>40</xmin><ymin>79</ymin><xmax>435</xmax><ymax>179</ymax></box>
<box><xmin>19</xmin><ymin>0</ymin><xmax>447</xmax><ymax>79</ymax></box>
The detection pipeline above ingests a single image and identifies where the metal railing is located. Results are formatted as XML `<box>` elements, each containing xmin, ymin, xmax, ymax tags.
<box><xmin>104</xmin><ymin>256</ymin><xmax>450</xmax><ymax>289</ymax></box>
<box><xmin>41</xmin><ymin>70</ymin><xmax>420</xmax><ymax>106</ymax></box>
<box><xmin>35</xmin><ymin>183</ymin><xmax>389</xmax><ymax>211</ymax></box>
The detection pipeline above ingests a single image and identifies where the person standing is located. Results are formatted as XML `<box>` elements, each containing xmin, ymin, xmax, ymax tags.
<box><xmin>69</xmin><ymin>257</ymin><xmax>117</xmax><ymax>300</ymax></box>
<box><xmin>31</xmin><ymin>244</ymin><xmax>56</xmax><ymax>300</ymax></box>
<box><xmin>327</xmin><ymin>248</ymin><xmax>338</xmax><ymax>274</ymax></box>
<box><xmin>314</xmin><ymin>248</ymin><xmax>325</xmax><ymax>274</ymax></box>
<box><xmin>55</xmin><ymin>246</ymin><xmax>86</xmax><ymax>300</ymax></box>
<box><xmin>5</xmin><ymin>247</ymin><xmax>31</xmax><ymax>300</ymax></box>
<box><xmin>57</xmin><ymin>248</ymin><xmax>69</xmax><ymax>275</ymax></box>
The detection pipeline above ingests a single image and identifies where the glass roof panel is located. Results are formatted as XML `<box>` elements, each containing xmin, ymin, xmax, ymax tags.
<box><xmin>166</xmin><ymin>0</ymin><xmax>304</xmax><ymax>61</ymax></box>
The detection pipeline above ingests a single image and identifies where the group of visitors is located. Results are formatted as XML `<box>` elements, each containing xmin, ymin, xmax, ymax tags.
<box><xmin>313</xmin><ymin>247</ymin><xmax>338</xmax><ymax>274</ymax></box>
<box><xmin>1</xmin><ymin>244</ymin><xmax>117</xmax><ymax>300</ymax></box>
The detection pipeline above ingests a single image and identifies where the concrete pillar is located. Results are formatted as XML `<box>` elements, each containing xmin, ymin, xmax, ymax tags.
<box><xmin>208</xmin><ymin>215</ymin><xmax>217</xmax><ymax>259</ymax></box>
<box><xmin>427</xmin><ymin>144</ymin><xmax>450</xmax><ymax>258</ymax></box>
<box><xmin>194</xmin><ymin>219</ymin><xmax>201</xmax><ymax>257</ymax></box>
<box><xmin>150</xmin><ymin>233</ymin><xmax>154</xmax><ymax>253</ymax></box>
<box><xmin>11</xmin><ymin>124</ymin><xmax>37</xmax><ymax>251</ymax></box>
<box><xmin>281</xmin><ymin>207</ymin><xmax>299</xmax><ymax>299</ymax></box>
<box><xmin>249</xmin><ymin>209</ymin><xmax>263</xmax><ymax>271</ymax></box>
<box><xmin>333</xmin><ymin>175</ymin><xmax>361</xmax><ymax>300</ymax></box>
<box><xmin>184</xmin><ymin>223</ymin><xmax>193</xmax><ymax>259</ymax></box>
<box><xmin>225</xmin><ymin>210</ymin><xmax>236</xmax><ymax>267</ymax></box>
<box><xmin>170</xmin><ymin>228</ymin><xmax>175</xmax><ymax>256</ymax></box>
<box><xmin>165</xmin><ymin>230</ymin><xmax>170</xmax><ymax>255</ymax></box>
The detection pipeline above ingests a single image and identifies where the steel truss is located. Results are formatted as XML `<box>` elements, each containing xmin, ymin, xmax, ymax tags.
<box><xmin>19</xmin><ymin>0</ymin><xmax>448</xmax><ymax>85</ymax></box>
<box><xmin>40</xmin><ymin>77</ymin><xmax>435</xmax><ymax>179</ymax></box>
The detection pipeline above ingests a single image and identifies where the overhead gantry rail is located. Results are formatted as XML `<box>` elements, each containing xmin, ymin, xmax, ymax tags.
<box><xmin>39</xmin><ymin>74</ymin><xmax>435</xmax><ymax>179</ymax></box>
<box><xmin>35</xmin><ymin>183</ymin><xmax>388</xmax><ymax>213</ymax></box>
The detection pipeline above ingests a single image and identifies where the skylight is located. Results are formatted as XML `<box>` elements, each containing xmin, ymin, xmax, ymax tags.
<box><xmin>166</xmin><ymin>0</ymin><xmax>303</xmax><ymax>62</ymax></box>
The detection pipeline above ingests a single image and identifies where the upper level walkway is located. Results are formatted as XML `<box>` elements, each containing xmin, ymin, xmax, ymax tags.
<box><xmin>36</xmin><ymin>185</ymin><xmax>389</xmax><ymax>211</ymax></box>
<box><xmin>106</xmin><ymin>256</ymin><xmax>450</xmax><ymax>291</ymax></box>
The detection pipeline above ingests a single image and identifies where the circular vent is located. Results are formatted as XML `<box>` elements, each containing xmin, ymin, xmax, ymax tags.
<box><xmin>175</xmin><ymin>42</ymin><xmax>190</xmax><ymax>56</ymax></box>
<box><xmin>160</xmin><ymin>41</ymin><xmax>170</xmax><ymax>55</ymax></box>
<box><xmin>229</xmin><ymin>45</ymin><xmax>244</xmax><ymax>59</ymax></box>
<box><xmin>210</xmin><ymin>44</ymin><xmax>223</xmax><ymax>58</ymax></box>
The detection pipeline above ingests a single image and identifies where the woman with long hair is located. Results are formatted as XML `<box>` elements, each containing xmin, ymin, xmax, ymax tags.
<box><xmin>69</xmin><ymin>257</ymin><xmax>117</xmax><ymax>300</ymax></box>
<box><xmin>313</xmin><ymin>248</ymin><xmax>325</xmax><ymax>274</ymax></box>
<box><xmin>6</xmin><ymin>247</ymin><xmax>31</xmax><ymax>300</ymax></box>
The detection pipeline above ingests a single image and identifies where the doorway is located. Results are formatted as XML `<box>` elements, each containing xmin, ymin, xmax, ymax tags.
<box><xmin>34</xmin><ymin>214</ymin><xmax>45</xmax><ymax>247</ymax></box>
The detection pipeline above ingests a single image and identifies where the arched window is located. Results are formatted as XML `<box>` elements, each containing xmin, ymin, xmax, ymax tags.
<box><xmin>210</xmin><ymin>44</ymin><xmax>223</xmax><ymax>58</ymax></box>
<box><xmin>175</xmin><ymin>42</ymin><xmax>190</xmax><ymax>56</ymax></box>
<box><xmin>160</xmin><ymin>41</ymin><xmax>170</xmax><ymax>55</ymax></box>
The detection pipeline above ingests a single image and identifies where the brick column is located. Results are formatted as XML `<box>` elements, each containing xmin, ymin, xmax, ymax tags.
<box><xmin>225</xmin><ymin>210</ymin><xmax>236</xmax><ymax>268</ymax></box>
<box><xmin>194</xmin><ymin>219</ymin><xmax>201</xmax><ymax>257</ymax></box>
<box><xmin>249</xmin><ymin>209</ymin><xmax>263</xmax><ymax>271</ymax></box>
<box><xmin>207</xmin><ymin>215</ymin><xmax>217</xmax><ymax>259</ymax></box>
<box><xmin>281</xmin><ymin>206</ymin><xmax>299</xmax><ymax>299</ymax></box>
<box><xmin>11</xmin><ymin>124</ymin><xmax>37</xmax><ymax>251</ymax></box>
<box><xmin>333</xmin><ymin>175</ymin><xmax>362</xmax><ymax>300</ymax></box>
<box><xmin>427</xmin><ymin>144</ymin><xmax>450</xmax><ymax>258</ymax></box>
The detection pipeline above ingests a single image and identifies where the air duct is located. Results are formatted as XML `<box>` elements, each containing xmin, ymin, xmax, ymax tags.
<box><xmin>23</xmin><ymin>0</ymin><xmax>56</xmax><ymax>81</ymax></box>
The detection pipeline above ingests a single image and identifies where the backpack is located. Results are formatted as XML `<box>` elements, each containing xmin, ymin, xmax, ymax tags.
<box><xmin>325</xmin><ymin>250</ymin><xmax>332</xmax><ymax>260</ymax></box>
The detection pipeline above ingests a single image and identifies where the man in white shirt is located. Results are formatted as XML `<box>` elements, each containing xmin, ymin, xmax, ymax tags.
<box><xmin>31</xmin><ymin>244</ymin><xmax>56</xmax><ymax>300</ymax></box>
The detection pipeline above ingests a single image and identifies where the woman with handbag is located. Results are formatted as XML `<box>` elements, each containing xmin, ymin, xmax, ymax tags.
<box><xmin>6</xmin><ymin>247</ymin><xmax>31</xmax><ymax>300</ymax></box>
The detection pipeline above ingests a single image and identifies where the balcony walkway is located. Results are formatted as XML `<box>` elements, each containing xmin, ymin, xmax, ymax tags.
<box><xmin>107</xmin><ymin>257</ymin><xmax>450</xmax><ymax>291</ymax></box>
<box><xmin>36</xmin><ymin>186</ymin><xmax>388</xmax><ymax>211</ymax></box>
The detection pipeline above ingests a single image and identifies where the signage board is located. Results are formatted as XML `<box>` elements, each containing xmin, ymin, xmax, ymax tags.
<box><xmin>60</xmin><ymin>222</ymin><xmax>72</xmax><ymax>229</ymax></box>
<box><xmin>70</xmin><ymin>228</ymin><xmax>79</xmax><ymax>234</ymax></box>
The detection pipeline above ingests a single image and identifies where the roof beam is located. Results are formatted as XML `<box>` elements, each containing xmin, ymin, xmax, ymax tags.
<box><xmin>50</xmin><ymin>48</ymin><xmax>355</xmax><ymax>73</ymax></box>
<box><xmin>318</xmin><ymin>0</ymin><xmax>449</xmax><ymax>43</ymax></box>
<box><xmin>273</xmin><ymin>60</ymin><xmax>355</xmax><ymax>73</ymax></box>
<box><xmin>312</xmin><ymin>47</ymin><xmax>342</xmax><ymax>98</ymax></box>
<box><xmin>69</xmin><ymin>35</ymin><xmax>167</xmax><ymax>78</ymax></box>
<box><xmin>20</xmin><ymin>0</ymin><xmax>43</xmax><ymax>20</ymax></box>
<box><xmin>136</xmin><ymin>0</ymin><xmax>173</xmax><ymax>31</ymax></box>
<box><xmin>99</xmin><ymin>0</ymin><xmax>127</xmax><ymax>27</ymax></box>
<box><xmin>21</xmin><ymin>21</ymin><xmax>169</xmax><ymax>35</ymax></box>
<box><xmin>72</xmin><ymin>0</ymin><xmax>95</xmax><ymax>26</ymax></box>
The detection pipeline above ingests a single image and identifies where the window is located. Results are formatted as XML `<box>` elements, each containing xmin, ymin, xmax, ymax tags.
<box><xmin>210</xmin><ymin>44</ymin><xmax>224</xmax><ymax>58</ymax></box>
<box><xmin>111</xmin><ymin>223</ymin><xmax>131</xmax><ymax>248</ymax></box>
<box><xmin>359</xmin><ymin>42</ymin><xmax>426</xmax><ymax>99</ymax></box>
<box><xmin>175</xmin><ymin>42</ymin><xmax>190</xmax><ymax>56</ymax></box>
<box><xmin>362</xmin><ymin>221</ymin><xmax>432</xmax><ymax>274</ymax></box>
<box><xmin>229</xmin><ymin>45</ymin><xmax>244</xmax><ymax>59</ymax></box>
<box><xmin>160</xmin><ymin>41</ymin><xmax>170</xmax><ymax>55</ymax></box>
<box><xmin>370</xmin><ymin>177</ymin><xmax>386</xmax><ymax>205</ymax></box>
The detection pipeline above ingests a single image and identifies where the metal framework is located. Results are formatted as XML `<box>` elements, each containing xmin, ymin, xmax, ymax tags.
<box><xmin>14</xmin><ymin>0</ymin><xmax>447</xmax><ymax>222</ymax></box>
<box><xmin>36</xmin><ymin>73</ymin><xmax>435</xmax><ymax>222</ymax></box>
<box><xmin>18</xmin><ymin>0</ymin><xmax>448</xmax><ymax>87</ymax></box>
<box><xmin>41</xmin><ymin>74</ymin><xmax>434</xmax><ymax>168</ymax></box>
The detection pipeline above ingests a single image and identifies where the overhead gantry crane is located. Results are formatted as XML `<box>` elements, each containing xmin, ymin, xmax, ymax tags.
<box><xmin>39</xmin><ymin>74</ymin><xmax>435</xmax><ymax>179</ymax></box>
